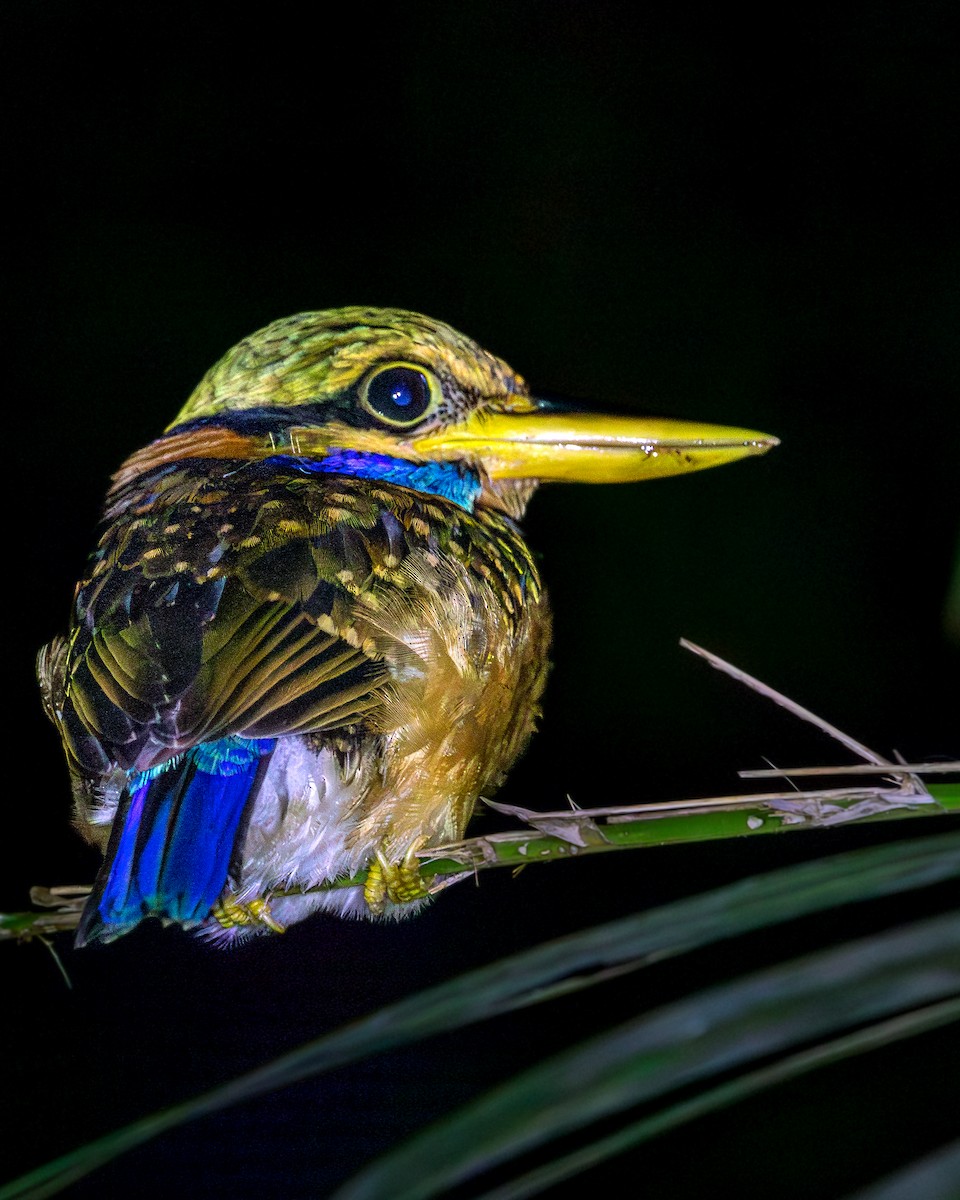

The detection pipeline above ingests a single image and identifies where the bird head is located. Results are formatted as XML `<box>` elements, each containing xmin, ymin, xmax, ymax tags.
<box><xmin>121</xmin><ymin>307</ymin><xmax>777</xmax><ymax>518</ymax></box>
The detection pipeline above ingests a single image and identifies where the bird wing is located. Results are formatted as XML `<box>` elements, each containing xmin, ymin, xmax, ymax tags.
<box><xmin>50</xmin><ymin>463</ymin><xmax>416</xmax><ymax>780</ymax></box>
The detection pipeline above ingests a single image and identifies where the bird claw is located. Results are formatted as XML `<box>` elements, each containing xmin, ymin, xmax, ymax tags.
<box><xmin>363</xmin><ymin>850</ymin><xmax>430</xmax><ymax>916</ymax></box>
<box><xmin>211</xmin><ymin>894</ymin><xmax>286</xmax><ymax>934</ymax></box>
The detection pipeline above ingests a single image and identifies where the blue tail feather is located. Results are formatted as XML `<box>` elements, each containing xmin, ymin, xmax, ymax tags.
<box><xmin>77</xmin><ymin>736</ymin><xmax>274</xmax><ymax>945</ymax></box>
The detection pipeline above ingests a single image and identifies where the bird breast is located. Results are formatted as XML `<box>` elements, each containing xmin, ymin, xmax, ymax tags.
<box><xmin>236</xmin><ymin>536</ymin><xmax>552</xmax><ymax>913</ymax></box>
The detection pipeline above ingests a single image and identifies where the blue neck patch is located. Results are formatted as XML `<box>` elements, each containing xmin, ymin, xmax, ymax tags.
<box><xmin>267</xmin><ymin>451</ymin><xmax>482</xmax><ymax>511</ymax></box>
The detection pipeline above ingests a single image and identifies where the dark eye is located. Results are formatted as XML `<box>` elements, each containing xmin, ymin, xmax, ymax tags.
<box><xmin>360</xmin><ymin>363</ymin><xmax>438</xmax><ymax>427</ymax></box>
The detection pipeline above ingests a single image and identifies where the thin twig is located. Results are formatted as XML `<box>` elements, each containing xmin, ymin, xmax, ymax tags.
<box><xmin>741</xmin><ymin>762</ymin><xmax>960</xmax><ymax>779</ymax></box>
<box><xmin>679</xmin><ymin>639</ymin><xmax>893</xmax><ymax>765</ymax></box>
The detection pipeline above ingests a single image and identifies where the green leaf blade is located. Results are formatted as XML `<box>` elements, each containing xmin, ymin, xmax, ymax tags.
<box><xmin>332</xmin><ymin>913</ymin><xmax>960</xmax><ymax>1200</ymax></box>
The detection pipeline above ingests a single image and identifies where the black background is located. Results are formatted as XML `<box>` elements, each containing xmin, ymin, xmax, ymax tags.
<box><xmin>2</xmin><ymin>3</ymin><xmax>958</xmax><ymax>1197</ymax></box>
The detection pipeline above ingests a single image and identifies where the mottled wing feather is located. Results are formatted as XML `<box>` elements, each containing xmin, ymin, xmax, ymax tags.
<box><xmin>56</xmin><ymin>463</ymin><xmax>396</xmax><ymax>779</ymax></box>
<box><xmin>46</xmin><ymin>456</ymin><xmax>544</xmax><ymax>795</ymax></box>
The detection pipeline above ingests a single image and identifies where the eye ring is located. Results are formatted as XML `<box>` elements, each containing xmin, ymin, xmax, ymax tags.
<box><xmin>359</xmin><ymin>362</ymin><xmax>440</xmax><ymax>428</ymax></box>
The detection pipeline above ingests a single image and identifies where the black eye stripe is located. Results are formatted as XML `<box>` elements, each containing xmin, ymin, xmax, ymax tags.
<box><xmin>360</xmin><ymin>364</ymin><xmax>437</xmax><ymax>427</ymax></box>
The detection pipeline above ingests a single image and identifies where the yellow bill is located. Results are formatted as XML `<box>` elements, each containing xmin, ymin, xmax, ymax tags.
<box><xmin>412</xmin><ymin>404</ymin><xmax>779</xmax><ymax>483</ymax></box>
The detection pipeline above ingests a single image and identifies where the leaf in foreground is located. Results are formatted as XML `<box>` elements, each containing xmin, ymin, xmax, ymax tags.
<box><xmin>2</xmin><ymin>832</ymin><xmax>958</xmax><ymax>1200</ymax></box>
<box><xmin>331</xmin><ymin>919</ymin><xmax>959</xmax><ymax>1198</ymax></box>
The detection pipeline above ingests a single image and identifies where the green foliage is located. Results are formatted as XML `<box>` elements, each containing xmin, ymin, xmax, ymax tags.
<box><xmin>3</xmin><ymin>830</ymin><xmax>958</xmax><ymax>1200</ymax></box>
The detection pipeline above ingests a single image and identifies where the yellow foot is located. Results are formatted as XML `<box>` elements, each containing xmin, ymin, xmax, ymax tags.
<box><xmin>364</xmin><ymin>847</ymin><xmax>430</xmax><ymax>916</ymax></box>
<box><xmin>211</xmin><ymin>895</ymin><xmax>286</xmax><ymax>934</ymax></box>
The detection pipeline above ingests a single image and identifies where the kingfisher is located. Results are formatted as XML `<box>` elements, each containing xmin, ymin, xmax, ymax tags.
<box><xmin>38</xmin><ymin>308</ymin><xmax>776</xmax><ymax>946</ymax></box>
